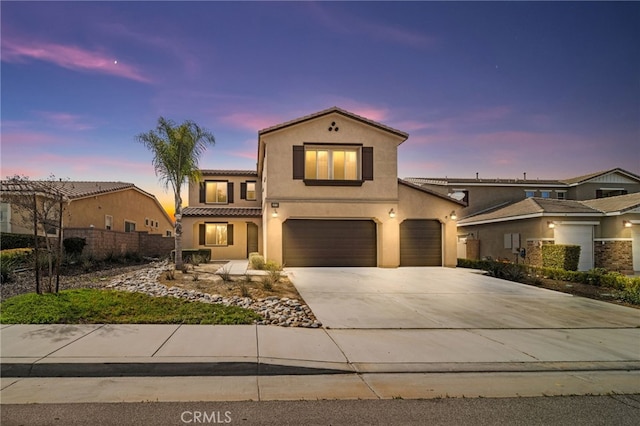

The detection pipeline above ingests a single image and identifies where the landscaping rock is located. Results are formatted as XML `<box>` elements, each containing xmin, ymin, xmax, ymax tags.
<box><xmin>106</xmin><ymin>260</ymin><xmax>321</xmax><ymax>328</ymax></box>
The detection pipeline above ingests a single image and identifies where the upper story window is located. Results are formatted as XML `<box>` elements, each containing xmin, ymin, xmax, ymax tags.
<box><xmin>540</xmin><ymin>191</ymin><xmax>550</xmax><ymax>198</ymax></box>
<box><xmin>125</xmin><ymin>220</ymin><xmax>136</xmax><ymax>232</ymax></box>
<box><xmin>596</xmin><ymin>188</ymin><xmax>627</xmax><ymax>198</ymax></box>
<box><xmin>206</xmin><ymin>181</ymin><xmax>227</xmax><ymax>203</ymax></box>
<box><xmin>556</xmin><ymin>191</ymin><xmax>566</xmax><ymax>200</ymax></box>
<box><xmin>293</xmin><ymin>144</ymin><xmax>373</xmax><ymax>186</ymax></box>
<box><xmin>305</xmin><ymin>148</ymin><xmax>359</xmax><ymax>180</ymax></box>
<box><xmin>524</xmin><ymin>190</ymin><xmax>535</xmax><ymax>198</ymax></box>
<box><xmin>105</xmin><ymin>215</ymin><xmax>113</xmax><ymax>230</ymax></box>
<box><xmin>200</xmin><ymin>181</ymin><xmax>234</xmax><ymax>204</ymax></box>
<box><xmin>241</xmin><ymin>181</ymin><xmax>256</xmax><ymax>201</ymax></box>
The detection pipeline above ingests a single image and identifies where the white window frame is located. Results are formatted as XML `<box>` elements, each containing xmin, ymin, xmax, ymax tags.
<box><xmin>124</xmin><ymin>220</ymin><xmax>136</xmax><ymax>233</ymax></box>
<box><xmin>105</xmin><ymin>215</ymin><xmax>113</xmax><ymax>230</ymax></box>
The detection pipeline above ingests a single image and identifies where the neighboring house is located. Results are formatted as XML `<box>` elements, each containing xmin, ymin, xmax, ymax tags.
<box><xmin>182</xmin><ymin>107</ymin><xmax>464</xmax><ymax>267</ymax></box>
<box><xmin>1</xmin><ymin>181</ymin><xmax>174</xmax><ymax>237</ymax></box>
<box><xmin>406</xmin><ymin>168</ymin><xmax>640</xmax><ymax>218</ymax></box>
<box><xmin>456</xmin><ymin>193</ymin><xmax>640</xmax><ymax>273</ymax></box>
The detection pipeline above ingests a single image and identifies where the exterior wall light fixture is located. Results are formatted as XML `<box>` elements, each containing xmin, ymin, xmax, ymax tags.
<box><xmin>450</xmin><ymin>211</ymin><xmax>457</xmax><ymax>220</ymax></box>
<box><xmin>389</xmin><ymin>208</ymin><xmax>396</xmax><ymax>218</ymax></box>
<box><xmin>623</xmin><ymin>220</ymin><xmax>632</xmax><ymax>228</ymax></box>
<box><xmin>272</xmin><ymin>209</ymin><xmax>278</xmax><ymax>218</ymax></box>
<box><xmin>548</xmin><ymin>221</ymin><xmax>556</xmax><ymax>229</ymax></box>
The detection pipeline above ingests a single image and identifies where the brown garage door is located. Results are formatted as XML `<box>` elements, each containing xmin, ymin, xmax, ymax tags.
<box><xmin>283</xmin><ymin>219</ymin><xmax>377</xmax><ymax>267</ymax></box>
<box><xmin>400</xmin><ymin>219</ymin><xmax>442</xmax><ymax>266</ymax></box>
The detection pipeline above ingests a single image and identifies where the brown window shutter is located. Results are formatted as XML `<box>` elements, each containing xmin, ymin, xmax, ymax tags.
<box><xmin>199</xmin><ymin>224</ymin><xmax>205</xmax><ymax>245</ymax></box>
<box><xmin>293</xmin><ymin>145</ymin><xmax>305</xmax><ymax>179</ymax></box>
<box><xmin>240</xmin><ymin>182</ymin><xmax>247</xmax><ymax>199</ymax></box>
<box><xmin>227</xmin><ymin>224</ymin><xmax>234</xmax><ymax>245</ymax></box>
<box><xmin>227</xmin><ymin>182</ymin><xmax>234</xmax><ymax>203</ymax></box>
<box><xmin>362</xmin><ymin>147</ymin><xmax>374</xmax><ymax>181</ymax></box>
<box><xmin>199</xmin><ymin>182</ymin><xmax>206</xmax><ymax>203</ymax></box>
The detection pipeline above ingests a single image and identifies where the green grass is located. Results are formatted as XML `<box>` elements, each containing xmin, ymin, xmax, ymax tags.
<box><xmin>0</xmin><ymin>289</ymin><xmax>261</xmax><ymax>325</ymax></box>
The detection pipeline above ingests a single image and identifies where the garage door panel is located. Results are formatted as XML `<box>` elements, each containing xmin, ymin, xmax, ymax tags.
<box><xmin>400</xmin><ymin>220</ymin><xmax>442</xmax><ymax>266</ymax></box>
<box><xmin>283</xmin><ymin>220</ymin><xmax>376</xmax><ymax>267</ymax></box>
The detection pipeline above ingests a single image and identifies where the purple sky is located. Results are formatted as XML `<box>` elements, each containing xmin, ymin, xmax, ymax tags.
<box><xmin>2</xmin><ymin>1</ymin><xmax>639</xmax><ymax>215</ymax></box>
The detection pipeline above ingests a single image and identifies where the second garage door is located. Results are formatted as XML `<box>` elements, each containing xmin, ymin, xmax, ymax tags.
<box><xmin>400</xmin><ymin>219</ymin><xmax>442</xmax><ymax>266</ymax></box>
<box><xmin>283</xmin><ymin>219</ymin><xmax>377</xmax><ymax>267</ymax></box>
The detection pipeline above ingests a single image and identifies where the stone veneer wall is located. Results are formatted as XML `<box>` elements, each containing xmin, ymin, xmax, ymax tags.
<box><xmin>594</xmin><ymin>240</ymin><xmax>633</xmax><ymax>272</ymax></box>
<box><xmin>64</xmin><ymin>228</ymin><xmax>174</xmax><ymax>260</ymax></box>
<box><xmin>466</xmin><ymin>238</ymin><xmax>480</xmax><ymax>260</ymax></box>
<box><xmin>525</xmin><ymin>239</ymin><xmax>554</xmax><ymax>268</ymax></box>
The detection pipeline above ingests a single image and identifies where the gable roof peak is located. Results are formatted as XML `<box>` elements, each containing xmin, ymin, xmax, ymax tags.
<box><xmin>258</xmin><ymin>106</ymin><xmax>408</xmax><ymax>139</ymax></box>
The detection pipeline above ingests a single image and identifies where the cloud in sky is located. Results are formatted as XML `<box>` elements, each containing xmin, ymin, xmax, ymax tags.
<box><xmin>1</xmin><ymin>37</ymin><xmax>153</xmax><ymax>83</ymax></box>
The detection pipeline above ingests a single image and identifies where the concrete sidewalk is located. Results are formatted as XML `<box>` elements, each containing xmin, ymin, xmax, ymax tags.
<box><xmin>2</xmin><ymin>323</ymin><xmax>639</xmax><ymax>376</ymax></box>
<box><xmin>1</xmin><ymin>323</ymin><xmax>640</xmax><ymax>403</ymax></box>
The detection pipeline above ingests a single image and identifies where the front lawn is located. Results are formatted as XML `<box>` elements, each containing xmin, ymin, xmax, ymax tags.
<box><xmin>0</xmin><ymin>289</ymin><xmax>261</xmax><ymax>325</ymax></box>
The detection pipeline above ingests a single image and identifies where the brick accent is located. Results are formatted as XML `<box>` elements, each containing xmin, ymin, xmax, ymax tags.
<box><xmin>64</xmin><ymin>228</ymin><xmax>174</xmax><ymax>260</ymax></box>
<box><xmin>594</xmin><ymin>240</ymin><xmax>633</xmax><ymax>272</ymax></box>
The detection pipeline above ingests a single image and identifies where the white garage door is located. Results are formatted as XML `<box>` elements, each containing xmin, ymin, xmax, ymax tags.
<box><xmin>554</xmin><ymin>224</ymin><xmax>594</xmax><ymax>271</ymax></box>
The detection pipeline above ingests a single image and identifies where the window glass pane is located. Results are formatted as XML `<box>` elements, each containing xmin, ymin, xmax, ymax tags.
<box><xmin>206</xmin><ymin>224</ymin><xmax>227</xmax><ymax>245</ymax></box>
<box><xmin>206</xmin><ymin>182</ymin><xmax>227</xmax><ymax>203</ymax></box>
<box><xmin>333</xmin><ymin>151</ymin><xmax>345</xmax><ymax>180</ymax></box>
<box><xmin>345</xmin><ymin>150</ymin><xmax>358</xmax><ymax>180</ymax></box>
<box><xmin>305</xmin><ymin>151</ymin><xmax>317</xmax><ymax>179</ymax></box>
<box><xmin>217</xmin><ymin>185</ymin><xmax>227</xmax><ymax>203</ymax></box>
<box><xmin>247</xmin><ymin>182</ymin><xmax>256</xmax><ymax>200</ymax></box>
<box><xmin>317</xmin><ymin>151</ymin><xmax>329</xmax><ymax>179</ymax></box>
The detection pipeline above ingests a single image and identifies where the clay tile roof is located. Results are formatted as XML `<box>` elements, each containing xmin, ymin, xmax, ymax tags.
<box><xmin>199</xmin><ymin>170</ymin><xmax>258</xmax><ymax>176</ymax></box>
<box><xmin>1</xmin><ymin>180</ymin><xmax>135</xmax><ymax>200</ymax></box>
<box><xmin>182</xmin><ymin>207</ymin><xmax>263</xmax><ymax>217</ymax></box>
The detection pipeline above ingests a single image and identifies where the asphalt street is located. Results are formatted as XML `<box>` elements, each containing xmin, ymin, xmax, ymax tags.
<box><xmin>2</xmin><ymin>395</ymin><xmax>640</xmax><ymax>426</ymax></box>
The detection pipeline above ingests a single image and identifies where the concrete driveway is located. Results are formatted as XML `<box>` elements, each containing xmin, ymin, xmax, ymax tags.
<box><xmin>287</xmin><ymin>267</ymin><xmax>640</xmax><ymax>329</ymax></box>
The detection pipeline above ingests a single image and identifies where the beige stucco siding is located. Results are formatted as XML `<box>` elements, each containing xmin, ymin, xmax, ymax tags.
<box><xmin>64</xmin><ymin>189</ymin><xmax>173</xmax><ymax>235</ymax></box>
<box><xmin>264</xmin><ymin>201</ymin><xmax>399</xmax><ymax>267</ymax></box>
<box><xmin>183</xmin><ymin>217</ymin><xmax>263</xmax><ymax>260</ymax></box>
<box><xmin>261</xmin><ymin>112</ymin><xmax>404</xmax><ymax>202</ymax></box>
<box><xmin>188</xmin><ymin>174</ymin><xmax>261</xmax><ymax>208</ymax></box>
<box><xmin>398</xmin><ymin>184</ymin><xmax>461</xmax><ymax>267</ymax></box>
<box><xmin>4</xmin><ymin>188</ymin><xmax>173</xmax><ymax>237</ymax></box>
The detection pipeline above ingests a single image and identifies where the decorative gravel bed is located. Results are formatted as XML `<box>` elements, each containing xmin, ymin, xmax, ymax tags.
<box><xmin>106</xmin><ymin>261</ymin><xmax>321</xmax><ymax>328</ymax></box>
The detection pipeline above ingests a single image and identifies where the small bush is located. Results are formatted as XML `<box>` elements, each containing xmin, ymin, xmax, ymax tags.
<box><xmin>1</xmin><ymin>249</ymin><xmax>32</xmax><ymax>283</ymax></box>
<box><xmin>165</xmin><ymin>268</ymin><xmax>176</xmax><ymax>280</ymax></box>
<box><xmin>249</xmin><ymin>253</ymin><xmax>265</xmax><ymax>270</ymax></box>
<box><xmin>542</xmin><ymin>245</ymin><xmax>581</xmax><ymax>271</ymax></box>
<box><xmin>262</xmin><ymin>275</ymin><xmax>275</xmax><ymax>291</ymax></box>
<box><xmin>217</xmin><ymin>265</ymin><xmax>232</xmax><ymax>282</ymax></box>
<box><xmin>63</xmin><ymin>237</ymin><xmax>86</xmax><ymax>256</ymax></box>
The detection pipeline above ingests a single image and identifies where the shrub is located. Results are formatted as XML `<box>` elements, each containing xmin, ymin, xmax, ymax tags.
<box><xmin>249</xmin><ymin>253</ymin><xmax>265</xmax><ymax>270</ymax></box>
<box><xmin>542</xmin><ymin>245</ymin><xmax>581</xmax><ymax>271</ymax></box>
<box><xmin>0</xmin><ymin>233</ymin><xmax>47</xmax><ymax>250</ymax></box>
<box><xmin>217</xmin><ymin>265</ymin><xmax>232</xmax><ymax>282</ymax></box>
<box><xmin>63</xmin><ymin>237</ymin><xmax>86</xmax><ymax>256</ymax></box>
<box><xmin>262</xmin><ymin>275</ymin><xmax>275</xmax><ymax>291</ymax></box>
<box><xmin>172</xmin><ymin>249</ymin><xmax>212</xmax><ymax>264</ymax></box>
<box><xmin>1</xmin><ymin>248</ymin><xmax>32</xmax><ymax>283</ymax></box>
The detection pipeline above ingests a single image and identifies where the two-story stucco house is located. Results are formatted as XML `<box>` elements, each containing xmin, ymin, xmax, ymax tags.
<box><xmin>182</xmin><ymin>107</ymin><xmax>464</xmax><ymax>267</ymax></box>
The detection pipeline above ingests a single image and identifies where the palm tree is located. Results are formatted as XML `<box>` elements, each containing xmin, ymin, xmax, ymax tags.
<box><xmin>136</xmin><ymin>117</ymin><xmax>215</xmax><ymax>269</ymax></box>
